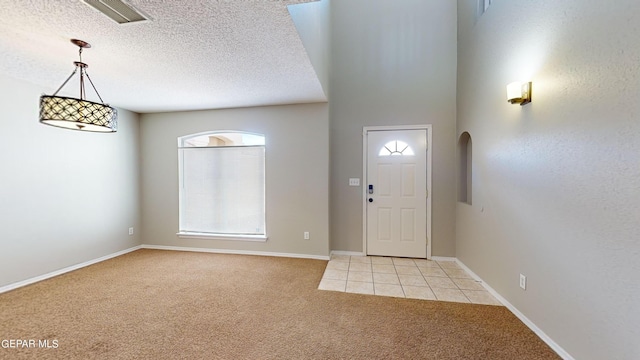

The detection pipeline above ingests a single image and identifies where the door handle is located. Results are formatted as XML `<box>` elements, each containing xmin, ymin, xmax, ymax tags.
<box><xmin>368</xmin><ymin>198</ymin><xmax>373</xmax><ymax>203</ymax></box>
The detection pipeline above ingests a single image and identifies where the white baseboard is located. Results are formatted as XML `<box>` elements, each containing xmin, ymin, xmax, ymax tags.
<box><xmin>330</xmin><ymin>250</ymin><xmax>365</xmax><ymax>257</ymax></box>
<box><xmin>141</xmin><ymin>244</ymin><xmax>330</xmax><ymax>261</ymax></box>
<box><xmin>455</xmin><ymin>259</ymin><xmax>575</xmax><ymax>360</ymax></box>
<box><xmin>0</xmin><ymin>245</ymin><xmax>143</xmax><ymax>294</ymax></box>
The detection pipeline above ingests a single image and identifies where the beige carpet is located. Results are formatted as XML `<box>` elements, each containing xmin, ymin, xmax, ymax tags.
<box><xmin>0</xmin><ymin>249</ymin><xmax>560</xmax><ymax>359</ymax></box>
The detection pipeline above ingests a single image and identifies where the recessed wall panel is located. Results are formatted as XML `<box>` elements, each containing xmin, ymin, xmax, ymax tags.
<box><xmin>377</xmin><ymin>164</ymin><xmax>391</xmax><ymax>196</ymax></box>
<box><xmin>400</xmin><ymin>208</ymin><xmax>415</xmax><ymax>242</ymax></box>
<box><xmin>377</xmin><ymin>207</ymin><xmax>392</xmax><ymax>241</ymax></box>
<box><xmin>401</xmin><ymin>164</ymin><xmax>416</xmax><ymax>197</ymax></box>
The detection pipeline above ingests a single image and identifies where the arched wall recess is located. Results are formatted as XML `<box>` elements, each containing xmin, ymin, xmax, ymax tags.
<box><xmin>458</xmin><ymin>132</ymin><xmax>472</xmax><ymax>205</ymax></box>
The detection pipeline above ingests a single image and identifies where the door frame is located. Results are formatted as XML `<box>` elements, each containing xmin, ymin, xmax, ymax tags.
<box><xmin>362</xmin><ymin>125</ymin><xmax>433</xmax><ymax>259</ymax></box>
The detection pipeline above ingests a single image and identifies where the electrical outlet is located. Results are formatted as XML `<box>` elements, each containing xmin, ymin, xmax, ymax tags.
<box><xmin>519</xmin><ymin>274</ymin><xmax>526</xmax><ymax>290</ymax></box>
<box><xmin>128</xmin><ymin>227</ymin><xmax>134</xmax><ymax>235</ymax></box>
<box><xmin>304</xmin><ymin>231</ymin><xmax>310</xmax><ymax>240</ymax></box>
<box><xmin>349</xmin><ymin>178</ymin><xmax>360</xmax><ymax>186</ymax></box>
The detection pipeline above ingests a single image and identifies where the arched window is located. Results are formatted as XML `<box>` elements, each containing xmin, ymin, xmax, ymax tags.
<box><xmin>379</xmin><ymin>140</ymin><xmax>415</xmax><ymax>156</ymax></box>
<box><xmin>181</xmin><ymin>132</ymin><xmax>265</xmax><ymax>147</ymax></box>
<box><xmin>178</xmin><ymin>131</ymin><xmax>266</xmax><ymax>240</ymax></box>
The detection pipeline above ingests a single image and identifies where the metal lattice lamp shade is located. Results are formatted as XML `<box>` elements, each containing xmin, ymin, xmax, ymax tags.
<box><xmin>40</xmin><ymin>95</ymin><xmax>117</xmax><ymax>132</ymax></box>
<box><xmin>40</xmin><ymin>39</ymin><xmax>118</xmax><ymax>133</ymax></box>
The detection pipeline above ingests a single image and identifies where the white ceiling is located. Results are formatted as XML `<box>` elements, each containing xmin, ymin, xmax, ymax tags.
<box><xmin>0</xmin><ymin>0</ymin><xmax>326</xmax><ymax>113</ymax></box>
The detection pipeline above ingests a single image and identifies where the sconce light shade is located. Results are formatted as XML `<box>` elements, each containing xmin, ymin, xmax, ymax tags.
<box><xmin>506</xmin><ymin>81</ymin><xmax>532</xmax><ymax>105</ymax></box>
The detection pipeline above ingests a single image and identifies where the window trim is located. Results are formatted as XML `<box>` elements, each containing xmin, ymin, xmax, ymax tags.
<box><xmin>178</xmin><ymin>130</ymin><xmax>266</xmax><ymax>148</ymax></box>
<box><xmin>176</xmin><ymin>232</ymin><xmax>268</xmax><ymax>242</ymax></box>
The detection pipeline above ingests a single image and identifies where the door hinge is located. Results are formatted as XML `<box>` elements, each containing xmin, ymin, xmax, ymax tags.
<box><xmin>425</xmin><ymin>190</ymin><xmax>429</xmax><ymax>198</ymax></box>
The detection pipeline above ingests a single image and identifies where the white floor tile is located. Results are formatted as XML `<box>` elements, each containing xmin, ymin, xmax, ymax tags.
<box><xmin>326</xmin><ymin>260</ymin><xmax>350</xmax><ymax>271</ymax></box>
<box><xmin>373</xmin><ymin>273</ymin><xmax>400</xmax><ymax>285</ymax></box>
<box><xmin>394</xmin><ymin>265</ymin><xmax>422</xmax><ymax>276</ymax></box>
<box><xmin>462</xmin><ymin>290</ymin><xmax>502</xmax><ymax>306</ymax></box>
<box><xmin>392</xmin><ymin>258</ymin><xmax>417</xmax><ymax>266</ymax></box>
<box><xmin>323</xmin><ymin>269</ymin><xmax>348</xmax><ymax>281</ymax></box>
<box><xmin>374</xmin><ymin>283</ymin><xmax>405</xmax><ymax>298</ymax></box>
<box><xmin>443</xmin><ymin>268</ymin><xmax>472</xmax><ymax>279</ymax></box>
<box><xmin>346</xmin><ymin>281</ymin><xmax>375</xmax><ymax>295</ymax></box>
<box><xmin>318</xmin><ymin>279</ymin><xmax>346</xmax><ymax>292</ymax></box>
<box><xmin>319</xmin><ymin>257</ymin><xmax>501</xmax><ymax>306</ymax></box>
<box><xmin>452</xmin><ymin>278</ymin><xmax>484</xmax><ymax>291</ymax></box>
<box><xmin>348</xmin><ymin>271</ymin><xmax>373</xmax><ymax>283</ymax></box>
<box><xmin>349</xmin><ymin>262</ymin><xmax>372</xmax><ymax>272</ymax></box>
<box><xmin>403</xmin><ymin>286</ymin><xmax>436</xmax><ymax>300</ymax></box>
<box><xmin>398</xmin><ymin>274</ymin><xmax>428</xmax><ymax>287</ymax></box>
<box><xmin>372</xmin><ymin>264</ymin><xmax>396</xmax><ymax>274</ymax></box>
<box><xmin>350</xmin><ymin>256</ymin><xmax>372</xmax><ymax>264</ymax></box>
<box><xmin>436</xmin><ymin>260</ymin><xmax>460</xmax><ymax>269</ymax></box>
<box><xmin>424</xmin><ymin>276</ymin><xmax>458</xmax><ymax>289</ymax></box>
<box><xmin>413</xmin><ymin>259</ymin><xmax>440</xmax><ymax>268</ymax></box>
<box><xmin>370</xmin><ymin>257</ymin><xmax>394</xmax><ymax>265</ymax></box>
<box><xmin>432</xmin><ymin>288</ymin><xmax>470</xmax><ymax>303</ymax></box>
<box><xmin>419</xmin><ymin>267</ymin><xmax>448</xmax><ymax>277</ymax></box>
<box><xmin>330</xmin><ymin>254</ymin><xmax>351</xmax><ymax>262</ymax></box>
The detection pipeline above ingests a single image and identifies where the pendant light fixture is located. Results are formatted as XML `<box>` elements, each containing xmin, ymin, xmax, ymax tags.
<box><xmin>39</xmin><ymin>39</ymin><xmax>117</xmax><ymax>132</ymax></box>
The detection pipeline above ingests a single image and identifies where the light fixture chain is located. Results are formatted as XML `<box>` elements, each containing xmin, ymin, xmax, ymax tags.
<box><xmin>80</xmin><ymin>67</ymin><xmax>85</xmax><ymax>100</ymax></box>
<box><xmin>84</xmin><ymin>72</ymin><xmax>106</xmax><ymax>104</ymax></box>
<box><xmin>51</xmin><ymin>68</ymin><xmax>78</xmax><ymax>97</ymax></box>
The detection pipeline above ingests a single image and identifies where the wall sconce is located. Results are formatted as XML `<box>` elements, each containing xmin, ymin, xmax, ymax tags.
<box><xmin>506</xmin><ymin>81</ymin><xmax>532</xmax><ymax>106</ymax></box>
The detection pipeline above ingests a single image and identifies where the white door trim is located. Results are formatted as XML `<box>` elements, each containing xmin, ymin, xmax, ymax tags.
<box><xmin>362</xmin><ymin>125</ymin><xmax>433</xmax><ymax>259</ymax></box>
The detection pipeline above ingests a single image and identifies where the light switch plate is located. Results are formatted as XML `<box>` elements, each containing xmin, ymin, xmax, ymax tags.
<box><xmin>349</xmin><ymin>178</ymin><xmax>360</xmax><ymax>186</ymax></box>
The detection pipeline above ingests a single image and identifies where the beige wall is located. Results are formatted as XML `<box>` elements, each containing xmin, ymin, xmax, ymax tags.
<box><xmin>289</xmin><ymin>0</ymin><xmax>331</xmax><ymax>98</ymax></box>
<box><xmin>140</xmin><ymin>103</ymin><xmax>330</xmax><ymax>257</ymax></box>
<box><xmin>329</xmin><ymin>0</ymin><xmax>458</xmax><ymax>256</ymax></box>
<box><xmin>456</xmin><ymin>1</ymin><xmax>640</xmax><ymax>359</ymax></box>
<box><xmin>0</xmin><ymin>74</ymin><xmax>141</xmax><ymax>288</ymax></box>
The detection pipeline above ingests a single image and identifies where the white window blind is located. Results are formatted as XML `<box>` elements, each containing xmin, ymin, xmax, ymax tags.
<box><xmin>178</xmin><ymin>133</ymin><xmax>265</xmax><ymax>237</ymax></box>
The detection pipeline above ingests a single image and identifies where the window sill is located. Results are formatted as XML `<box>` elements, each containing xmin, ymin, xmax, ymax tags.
<box><xmin>176</xmin><ymin>232</ymin><xmax>268</xmax><ymax>242</ymax></box>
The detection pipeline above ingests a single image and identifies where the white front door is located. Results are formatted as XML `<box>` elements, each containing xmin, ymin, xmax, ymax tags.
<box><xmin>366</xmin><ymin>129</ymin><xmax>428</xmax><ymax>258</ymax></box>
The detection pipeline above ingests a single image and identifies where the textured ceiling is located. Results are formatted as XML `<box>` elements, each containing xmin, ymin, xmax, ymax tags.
<box><xmin>0</xmin><ymin>0</ymin><xmax>325</xmax><ymax>113</ymax></box>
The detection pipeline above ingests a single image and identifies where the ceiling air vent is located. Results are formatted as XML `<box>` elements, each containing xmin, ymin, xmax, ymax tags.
<box><xmin>83</xmin><ymin>0</ymin><xmax>148</xmax><ymax>24</ymax></box>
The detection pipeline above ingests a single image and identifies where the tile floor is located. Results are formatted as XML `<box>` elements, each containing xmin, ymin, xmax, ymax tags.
<box><xmin>318</xmin><ymin>255</ymin><xmax>502</xmax><ymax>306</ymax></box>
